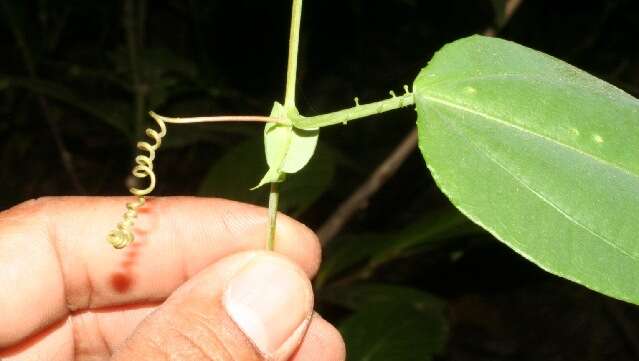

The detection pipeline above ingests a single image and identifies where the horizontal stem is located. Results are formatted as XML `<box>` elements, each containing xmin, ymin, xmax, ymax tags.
<box><xmin>149</xmin><ymin>111</ymin><xmax>288</xmax><ymax>125</ymax></box>
<box><xmin>292</xmin><ymin>92</ymin><xmax>415</xmax><ymax>129</ymax></box>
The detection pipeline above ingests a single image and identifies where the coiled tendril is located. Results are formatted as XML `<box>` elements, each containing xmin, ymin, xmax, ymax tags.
<box><xmin>107</xmin><ymin>115</ymin><xmax>167</xmax><ymax>249</ymax></box>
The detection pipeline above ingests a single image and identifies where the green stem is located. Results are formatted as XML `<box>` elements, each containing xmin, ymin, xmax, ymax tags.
<box><xmin>292</xmin><ymin>91</ymin><xmax>415</xmax><ymax>129</ymax></box>
<box><xmin>284</xmin><ymin>0</ymin><xmax>303</xmax><ymax>108</ymax></box>
<box><xmin>149</xmin><ymin>111</ymin><xmax>288</xmax><ymax>125</ymax></box>
<box><xmin>266</xmin><ymin>0</ymin><xmax>304</xmax><ymax>251</ymax></box>
<box><xmin>267</xmin><ymin>182</ymin><xmax>280</xmax><ymax>250</ymax></box>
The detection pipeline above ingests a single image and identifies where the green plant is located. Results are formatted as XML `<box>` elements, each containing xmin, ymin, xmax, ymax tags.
<box><xmin>109</xmin><ymin>0</ymin><xmax>639</xmax><ymax>307</ymax></box>
<box><xmin>3</xmin><ymin>0</ymin><xmax>637</xmax><ymax>359</ymax></box>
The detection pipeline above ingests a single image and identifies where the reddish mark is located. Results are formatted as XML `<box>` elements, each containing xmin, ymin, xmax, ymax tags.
<box><xmin>111</xmin><ymin>272</ymin><xmax>133</xmax><ymax>293</ymax></box>
<box><xmin>110</xmin><ymin>242</ymin><xmax>142</xmax><ymax>293</ymax></box>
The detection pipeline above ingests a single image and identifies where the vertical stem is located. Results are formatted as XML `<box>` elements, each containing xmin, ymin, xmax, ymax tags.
<box><xmin>266</xmin><ymin>0</ymin><xmax>304</xmax><ymax>250</ymax></box>
<box><xmin>267</xmin><ymin>182</ymin><xmax>280</xmax><ymax>250</ymax></box>
<box><xmin>284</xmin><ymin>0</ymin><xmax>303</xmax><ymax>108</ymax></box>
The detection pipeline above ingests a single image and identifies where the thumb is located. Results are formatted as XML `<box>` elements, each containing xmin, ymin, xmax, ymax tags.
<box><xmin>111</xmin><ymin>251</ymin><xmax>314</xmax><ymax>361</ymax></box>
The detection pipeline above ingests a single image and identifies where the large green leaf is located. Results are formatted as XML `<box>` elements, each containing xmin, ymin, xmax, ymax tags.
<box><xmin>414</xmin><ymin>35</ymin><xmax>639</xmax><ymax>303</ymax></box>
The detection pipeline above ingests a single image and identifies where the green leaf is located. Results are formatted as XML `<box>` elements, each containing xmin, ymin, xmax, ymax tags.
<box><xmin>339</xmin><ymin>296</ymin><xmax>448</xmax><ymax>361</ymax></box>
<box><xmin>255</xmin><ymin>102</ymin><xmax>319</xmax><ymax>189</ymax></box>
<box><xmin>198</xmin><ymin>138</ymin><xmax>335</xmax><ymax>215</ymax></box>
<box><xmin>414</xmin><ymin>35</ymin><xmax>639</xmax><ymax>303</ymax></box>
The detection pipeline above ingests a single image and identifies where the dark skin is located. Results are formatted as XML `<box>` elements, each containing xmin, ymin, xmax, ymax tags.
<box><xmin>0</xmin><ymin>197</ymin><xmax>345</xmax><ymax>361</ymax></box>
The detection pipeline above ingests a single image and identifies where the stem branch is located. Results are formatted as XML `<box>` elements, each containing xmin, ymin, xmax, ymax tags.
<box><xmin>149</xmin><ymin>111</ymin><xmax>287</xmax><ymax>125</ymax></box>
<box><xmin>293</xmin><ymin>92</ymin><xmax>414</xmax><ymax>129</ymax></box>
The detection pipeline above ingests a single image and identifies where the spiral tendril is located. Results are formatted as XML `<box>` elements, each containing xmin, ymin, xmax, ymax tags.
<box><xmin>107</xmin><ymin>197</ymin><xmax>145</xmax><ymax>249</ymax></box>
<box><xmin>107</xmin><ymin>115</ymin><xmax>167</xmax><ymax>249</ymax></box>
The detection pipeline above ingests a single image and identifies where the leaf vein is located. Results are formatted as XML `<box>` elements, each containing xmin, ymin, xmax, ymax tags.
<box><xmin>431</xmin><ymin>105</ymin><xmax>638</xmax><ymax>262</ymax></box>
<box><xmin>420</xmin><ymin>93</ymin><xmax>639</xmax><ymax>181</ymax></box>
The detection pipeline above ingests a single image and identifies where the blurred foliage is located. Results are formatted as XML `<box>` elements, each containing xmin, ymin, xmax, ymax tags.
<box><xmin>337</xmin><ymin>284</ymin><xmax>449</xmax><ymax>361</ymax></box>
<box><xmin>1</xmin><ymin>0</ymin><xmax>639</xmax><ymax>359</ymax></box>
<box><xmin>315</xmin><ymin>207</ymin><xmax>482</xmax><ymax>289</ymax></box>
<box><xmin>198</xmin><ymin>137</ymin><xmax>337</xmax><ymax>216</ymax></box>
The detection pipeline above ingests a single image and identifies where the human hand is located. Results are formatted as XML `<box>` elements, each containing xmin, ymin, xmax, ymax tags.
<box><xmin>0</xmin><ymin>197</ymin><xmax>345</xmax><ymax>361</ymax></box>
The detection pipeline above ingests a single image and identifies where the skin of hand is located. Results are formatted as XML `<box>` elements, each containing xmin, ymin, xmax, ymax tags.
<box><xmin>0</xmin><ymin>197</ymin><xmax>345</xmax><ymax>361</ymax></box>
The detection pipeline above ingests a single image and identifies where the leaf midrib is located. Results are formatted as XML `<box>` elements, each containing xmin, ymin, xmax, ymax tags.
<box><xmin>418</xmin><ymin>92</ymin><xmax>639</xmax><ymax>181</ymax></box>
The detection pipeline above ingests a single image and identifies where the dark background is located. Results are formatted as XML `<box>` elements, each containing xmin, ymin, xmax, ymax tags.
<box><xmin>2</xmin><ymin>0</ymin><xmax>639</xmax><ymax>360</ymax></box>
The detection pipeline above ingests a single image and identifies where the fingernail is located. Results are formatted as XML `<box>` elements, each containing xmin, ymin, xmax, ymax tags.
<box><xmin>223</xmin><ymin>256</ymin><xmax>313</xmax><ymax>358</ymax></box>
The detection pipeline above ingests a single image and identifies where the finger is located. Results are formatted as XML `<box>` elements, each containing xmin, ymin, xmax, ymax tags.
<box><xmin>0</xmin><ymin>305</ymin><xmax>346</xmax><ymax>361</ymax></box>
<box><xmin>0</xmin><ymin>197</ymin><xmax>320</xmax><ymax>348</ymax></box>
<box><xmin>0</xmin><ymin>305</ymin><xmax>158</xmax><ymax>361</ymax></box>
<box><xmin>112</xmin><ymin>251</ymin><xmax>314</xmax><ymax>361</ymax></box>
<box><xmin>0</xmin><ymin>306</ymin><xmax>346</xmax><ymax>360</ymax></box>
<box><xmin>290</xmin><ymin>313</ymin><xmax>346</xmax><ymax>361</ymax></box>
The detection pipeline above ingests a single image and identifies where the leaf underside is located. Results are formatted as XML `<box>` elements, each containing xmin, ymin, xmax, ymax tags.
<box><xmin>414</xmin><ymin>35</ymin><xmax>639</xmax><ymax>304</ymax></box>
<box><xmin>255</xmin><ymin>102</ymin><xmax>319</xmax><ymax>188</ymax></box>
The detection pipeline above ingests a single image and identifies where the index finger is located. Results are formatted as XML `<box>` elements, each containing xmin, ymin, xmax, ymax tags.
<box><xmin>0</xmin><ymin>196</ymin><xmax>320</xmax><ymax>348</ymax></box>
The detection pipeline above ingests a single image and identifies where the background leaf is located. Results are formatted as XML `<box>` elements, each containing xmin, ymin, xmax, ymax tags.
<box><xmin>339</xmin><ymin>288</ymin><xmax>448</xmax><ymax>361</ymax></box>
<box><xmin>321</xmin><ymin>282</ymin><xmax>446</xmax><ymax>313</ymax></box>
<box><xmin>315</xmin><ymin>207</ymin><xmax>480</xmax><ymax>287</ymax></box>
<box><xmin>414</xmin><ymin>35</ymin><xmax>639</xmax><ymax>304</ymax></box>
<box><xmin>4</xmin><ymin>77</ymin><xmax>131</xmax><ymax>135</ymax></box>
